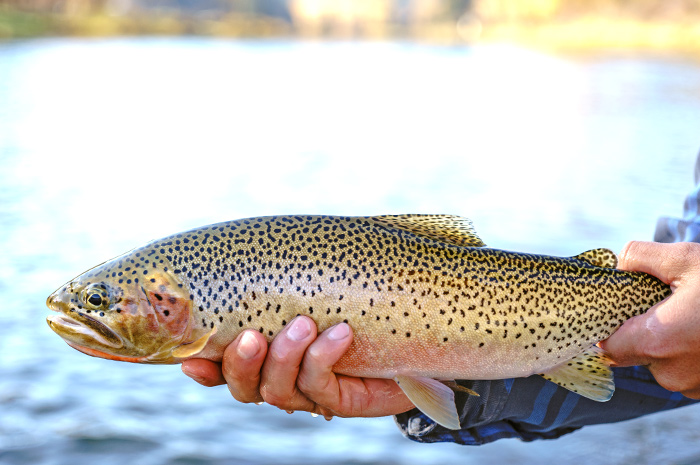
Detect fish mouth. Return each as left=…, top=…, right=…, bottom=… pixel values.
left=47, top=312, right=124, bottom=350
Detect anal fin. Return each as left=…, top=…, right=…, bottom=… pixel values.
left=172, top=326, right=217, bottom=359
left=394, top=375, right=461, bottom=430
left=539, top=346, right=615, bottom=401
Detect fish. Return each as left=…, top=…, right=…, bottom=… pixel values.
left=46, top=214, right=671, bottom=430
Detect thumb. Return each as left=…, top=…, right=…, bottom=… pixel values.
left=599, top=241, right=675, bottom=367
left=617, top=240, right=696, bottom=285
left=598, top=311, right=654, bottom=367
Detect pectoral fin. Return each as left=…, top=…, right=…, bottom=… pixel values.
left=539, top=347, right=615, bottom=401
left=394, top=375, right=461, bottom=430
left=172, top=326, right=217, bottom=359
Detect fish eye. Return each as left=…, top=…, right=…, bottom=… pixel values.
left=82, top=284, right=110, bottom=310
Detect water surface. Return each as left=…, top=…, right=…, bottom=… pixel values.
left=1, top=38, right=700, bottom=465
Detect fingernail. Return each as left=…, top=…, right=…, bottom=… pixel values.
left=237, top=331, right=260, bottom=359
left=287, top=317, right=311, bottom=341
left=328, top=323, right=349, bottom=341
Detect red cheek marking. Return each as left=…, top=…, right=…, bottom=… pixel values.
left=149, top=290, right=192, bottom=337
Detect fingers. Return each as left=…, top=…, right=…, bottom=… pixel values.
left=298, top=324, right=414, bottom=417
left=258, top=316, right=318, bottom=412
left=598, top=241, right=671, bottom=367
left=618, top=241, right=670, bottom=278
left=602, top=241, right=689, bottom=366
left=618, top=241, right=700, bottom=285
left=295, top=323, right=352, bottom=411
left=181, top=359, right=226, bottom=387
left=181, top=328, right=267, bottom=391
left=221, top=329, right=268, bottom=403
left=606, top=241, right=700, bottom=398
left=184, top=316, right=414, bottom=417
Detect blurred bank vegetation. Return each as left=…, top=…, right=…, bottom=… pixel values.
left=1, top=0, right=700, bottom=54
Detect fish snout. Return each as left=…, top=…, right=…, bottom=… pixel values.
left=46, top=284, right=72, bottom=312
left=46, top=291, right=60, bottom=311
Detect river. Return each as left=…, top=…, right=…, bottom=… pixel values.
left=1, top=38, right=700, bottom=465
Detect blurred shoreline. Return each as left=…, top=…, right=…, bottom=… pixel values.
left=1, top=1, right=700, bottom=57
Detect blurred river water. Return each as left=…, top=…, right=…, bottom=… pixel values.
left=1, top=38, right=700, bottom=465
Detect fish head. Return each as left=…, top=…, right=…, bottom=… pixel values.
left=46, top=253, right=198, bottom=364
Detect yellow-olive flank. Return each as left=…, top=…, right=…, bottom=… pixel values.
left=47, top=215, right=670, bottom=429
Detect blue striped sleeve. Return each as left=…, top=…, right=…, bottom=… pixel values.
left=395, top=367, right=698, bottom=445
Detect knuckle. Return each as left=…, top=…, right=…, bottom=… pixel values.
left=675, top=242, right=700, bottom=275
left=296, top=373, right=322, bottom=396
left=222, top=361, right=251, bottom=386
left=639, top=337, right=665, bottom=360
left=673, top=241, right=699, bottom=258
left=618, top=241, right=638, bottom=262
left=296, top=362, right=333, bottom=397
left=221, top=364, right=262, bottom=403
left=668, top=243, right=695, bottom=270
left=221, top=361, right=237, bottom=380
left=260, top=385, right=294, bottom=409
left=268, top=347, right=294, bottom=365
left=227, top=385, right=259, bottom=404
left=618, top=240, right=647, bottom=269
left=637, top=317, right=675, bottom=361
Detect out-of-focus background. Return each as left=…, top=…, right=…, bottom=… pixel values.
left=2, top=0, right=700, bottom=52
left=1, top=1, right=700, bottom=465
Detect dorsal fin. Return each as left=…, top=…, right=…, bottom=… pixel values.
left=372, top=215, right=485, bottom=247
left=573, top=248, right=617, bottom=268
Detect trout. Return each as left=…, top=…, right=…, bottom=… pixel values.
left=46, top=215, right=671, bottom=429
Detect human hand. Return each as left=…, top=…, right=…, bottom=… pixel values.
left=181, top=316, right=415, bottom=419
left=600, top=241, right=700, bottom=399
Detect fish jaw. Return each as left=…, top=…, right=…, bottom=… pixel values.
left=45, top=308, right=151, bottom=363
left=46, top=291, right=125, bottom=351
left=64, top=341, right=153, bottom=363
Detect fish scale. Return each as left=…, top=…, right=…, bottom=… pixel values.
left=46, top=214, right=671, bottom=430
